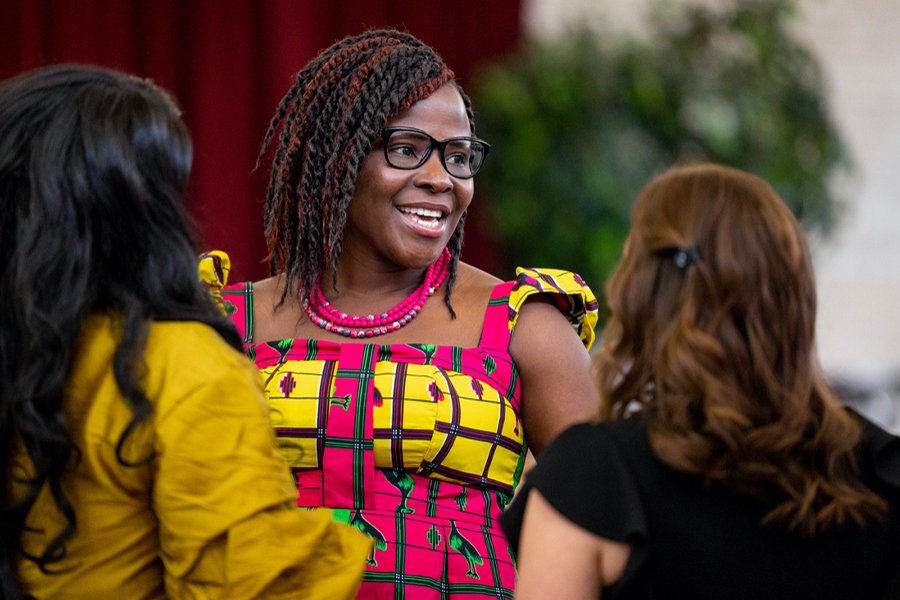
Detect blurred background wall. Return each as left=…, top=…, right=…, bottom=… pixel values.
left=2, top=0, right=896, bottom=431
left=0, top=0, right=522, bottom=283
left=520, top=0, right=900, bottom=432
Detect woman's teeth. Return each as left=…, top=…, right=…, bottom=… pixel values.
left=399, top=207, right=443, bottom=228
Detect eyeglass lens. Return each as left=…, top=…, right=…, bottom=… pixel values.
left=384, top=129, right=487, bottom=178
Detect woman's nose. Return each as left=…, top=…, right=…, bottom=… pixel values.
left=414, top=151, right=453, bottom=192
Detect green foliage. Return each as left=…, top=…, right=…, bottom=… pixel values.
left=471, top=0, right=849, bottom=306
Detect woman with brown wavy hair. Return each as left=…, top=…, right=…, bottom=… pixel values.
left=501, top=163, right=899, bottom=599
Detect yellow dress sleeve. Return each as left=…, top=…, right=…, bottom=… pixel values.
left=508, top=267, right=600, bottom=350
left=153, top=342, right=370, bottom=599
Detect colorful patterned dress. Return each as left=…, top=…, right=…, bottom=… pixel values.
left=205, top=256, right=598, bottom=599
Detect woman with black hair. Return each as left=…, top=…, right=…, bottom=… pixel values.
left=0, top=63, right=369, bottom=599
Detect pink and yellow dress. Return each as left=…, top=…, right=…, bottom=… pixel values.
left=202, top=254, right=598, bottom=599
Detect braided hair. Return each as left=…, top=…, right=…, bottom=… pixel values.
left=259, top=29, right=475, bottom=316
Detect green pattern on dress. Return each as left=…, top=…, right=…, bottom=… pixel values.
left=482, top=355, right=496, bottom=376
left=426, top=524, right=442, bottom=550
left=416, top=343, right=438, bottom=364
left=330, top=393, right=351, bottom=411
left=267, top=338, right=293, bottom=363
left=455, top=488, right=468, bottom=512
left=349, top=510, right=387, bottom=566
left=384, top=470, right=415, bottom=514
left=449, top=521, right=483, bottom=579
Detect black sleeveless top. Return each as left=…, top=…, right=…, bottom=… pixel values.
left=501, top=411, right=900, bottom=600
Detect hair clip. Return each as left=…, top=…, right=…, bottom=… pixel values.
left=658, top=246, right=701, bottom=269
left=673, top=246, right=700, bottom=269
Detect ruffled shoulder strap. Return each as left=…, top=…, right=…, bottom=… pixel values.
left=198, top=250, right=254, bottom=345
left=479, top=267, right=599, bottom=352
left=198, top=250, right=231, bottom=312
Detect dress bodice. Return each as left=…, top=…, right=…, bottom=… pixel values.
left=217, top=267, right=598, bottom=508
left=199, top=251, right=598, bottom=597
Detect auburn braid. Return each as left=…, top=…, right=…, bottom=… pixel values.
left=259, top=29, right=474, bottom=314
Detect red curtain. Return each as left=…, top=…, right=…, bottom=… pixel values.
left=1, top=0, right=521, bottom=282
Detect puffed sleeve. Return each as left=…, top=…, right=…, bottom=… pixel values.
left=851, top=408, right=900, bottom=496
left=152, top=343, right=370, bottom=599
left=508, top=267, right=600, bottom=349
left=198, top=250, right=231, bottom=316
left=501, top=422, right=647, bottom=555
left=851, top=408, right=900, bottom=598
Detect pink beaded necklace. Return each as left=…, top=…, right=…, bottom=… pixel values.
left=303, top=248, right=451, bottom=338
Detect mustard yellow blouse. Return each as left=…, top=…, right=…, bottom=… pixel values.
left=14, top=315, right=370, bottom=599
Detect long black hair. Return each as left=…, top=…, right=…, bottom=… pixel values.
left=0, top=63, right=240, bottom=596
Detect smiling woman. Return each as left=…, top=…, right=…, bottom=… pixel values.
left=200, top=28, right=602, bottom=599
left=342, top=83, right=475, bottom=272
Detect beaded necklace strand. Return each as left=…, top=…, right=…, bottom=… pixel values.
left=303, top=248, right=451, bottom=338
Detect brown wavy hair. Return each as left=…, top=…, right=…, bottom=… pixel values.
left=595, top=162, right=887, bottom=535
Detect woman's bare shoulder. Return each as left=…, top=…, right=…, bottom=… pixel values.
left=455, top=261, right=504, bottom=292
left=247, top=274, right=308, bottom=342
left=250, top=274, right=292, bottom=310
left=251, top=274, right=280, bottom=295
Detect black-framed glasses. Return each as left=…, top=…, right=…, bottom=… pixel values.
left=380, top=127, right=490, bottom=179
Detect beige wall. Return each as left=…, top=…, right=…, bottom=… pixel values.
left=523, top=0, right=900, bottom=431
